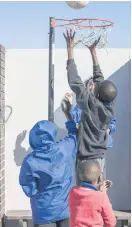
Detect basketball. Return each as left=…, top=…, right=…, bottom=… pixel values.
left=66, top=1, right=89, bottom=9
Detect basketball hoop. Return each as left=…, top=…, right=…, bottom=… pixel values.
left=55, top=18, right=114, bottom=49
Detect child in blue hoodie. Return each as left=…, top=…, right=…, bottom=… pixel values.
left=19, top=106, right=77, bottom=227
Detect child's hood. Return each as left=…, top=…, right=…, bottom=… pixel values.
left=29, top=120, right=58, bottom=151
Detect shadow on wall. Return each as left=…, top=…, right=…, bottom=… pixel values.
left=106, top=60, right=131, bottom=210
left=54, top=106, right=67, bottom=141
left=13, top=94, right=76, bottom=166
left=13, top=111, right=69, bottom=166
left=13, top=131, right=32, bottom=166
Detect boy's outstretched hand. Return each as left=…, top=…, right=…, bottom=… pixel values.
left=63, top=29, right=76, bottom=49
left=85, top=37, right=101, bottom=66
left=61, top=93, right=72, bottom=120
left=63, top=29, right=80, bottom=59
left=85, top=36, right=101, bottom=52
left=65, top=93, right=73, bottom=104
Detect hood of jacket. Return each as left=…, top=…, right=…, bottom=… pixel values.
left=29, top=120, right=58, bottom=151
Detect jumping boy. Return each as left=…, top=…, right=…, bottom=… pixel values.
left=69, top=160, right=116, bottom=227
left=62, top=92, right=116, bottom=181
left=63, top=30, right=117, bottom=180
left=19, top=105, right=77, bottom=227
left=65, top=93, right=116, bottom=149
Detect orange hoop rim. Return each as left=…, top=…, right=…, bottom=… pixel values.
left=55, top=18, right=114, bottom=28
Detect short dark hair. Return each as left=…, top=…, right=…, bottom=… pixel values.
left=96, top=80, right=117, bottom=103
left=79, top=160, right=101, bottom=184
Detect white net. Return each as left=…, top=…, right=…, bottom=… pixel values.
left=80, top=26, right=112, bottom=49
left=57, top=18, right=113, bottom=50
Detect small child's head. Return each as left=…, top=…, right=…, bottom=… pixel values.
left=85, top=78, right=117, bottom=103
left=79, top=160, right=102, bottom=186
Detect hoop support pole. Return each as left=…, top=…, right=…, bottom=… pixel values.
left=48, top=17, right=55, bottom=122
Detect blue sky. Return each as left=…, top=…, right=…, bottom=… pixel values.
left=0, top=1, right=131, bottom=48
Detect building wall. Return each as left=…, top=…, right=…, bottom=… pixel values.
left=5, top=48, right=131, bottom=211
left=106, top=60, right=131, bottom=210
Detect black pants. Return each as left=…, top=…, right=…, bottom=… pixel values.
left=34, top=218, right=69, bottom=227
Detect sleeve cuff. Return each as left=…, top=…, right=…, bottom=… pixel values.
left=67, top=59, right=75, bottom=67
left=93, top=64, right=101, bottom=71
left=65, top=120, right=76, bottom=129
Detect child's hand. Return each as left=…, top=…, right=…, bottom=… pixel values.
left=85, top=36, right=101, bottom=51
left=65, top=93, right=73, bottom=104
left=63, top=29, right=77, bottom=49
left=61, top=94, right=72, bottom=115
left=99, top=180, right=113, bottom=193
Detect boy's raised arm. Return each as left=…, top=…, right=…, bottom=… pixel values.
left=70, top=104, right=82, bottom=124
left=63, top=29, right=88, bottom=110
left=59, top=104, right=77, bottom=158
left=62, top=93, right=82, bottom=124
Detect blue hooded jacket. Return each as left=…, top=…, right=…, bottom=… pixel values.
left=19, top=120, right=77, bottom=225
left=70, top=105, right=116, bottom=148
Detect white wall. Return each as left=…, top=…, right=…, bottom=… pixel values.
left=5, top=48, right=131, bottom=211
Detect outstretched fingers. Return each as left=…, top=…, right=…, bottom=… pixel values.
left=66, top=29, right=70, bottom=38
left=72, top=31, right=76, bottom=40
left=63, top=32, right=67, bottom=40
left=63, top=29, right=70, bottom=40
left=105, top=180, right=113, bottom=188
left=70, top=28, right=72, bottom=38
left=63, top=28, right=76, bottom=39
